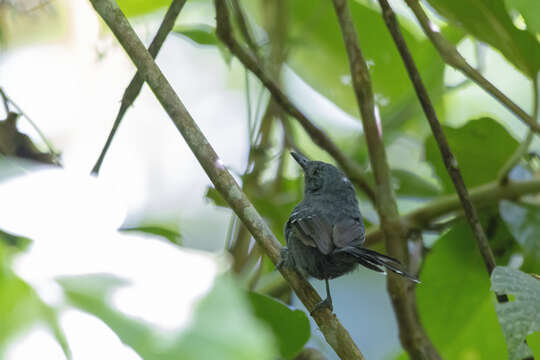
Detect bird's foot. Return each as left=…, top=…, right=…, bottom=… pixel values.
left=310, top=297, right=333, bottom=315
left=276, top=247, right=290, bottom=270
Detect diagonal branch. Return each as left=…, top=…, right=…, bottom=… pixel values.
left=91, top=0, right=187, bottom=175
left=214, top=1, right=376, bottom=204
left=377, top=0, right=502, bottom=289
left=404, top=0, right=540, bottom=134
left=88, top=0, right=366, bottom=358
left=330, top=0, right=441, bottom=359
left=365, top=178, right=540, bottom=245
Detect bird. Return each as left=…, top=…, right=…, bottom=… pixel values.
left=278, top=152, right=419, bottom=314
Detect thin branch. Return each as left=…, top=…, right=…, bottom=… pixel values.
left=378, top=0, right=500, bottom=284
left=498, top=75, right=540, bottom=184
left=91, top=0, right=187, bottom=175
left=331, top=0, right=440, bottom=359
left=89, top=0, right=366, bottom=358
left=214, top=1, right=376, bottom=204
left=366, top=178, right=540, bottom=245
left=230, top=0, right=259, bottom=55
left=0, top=88, right=10, bottom=114
left=404, top=0, right=540, bottom=133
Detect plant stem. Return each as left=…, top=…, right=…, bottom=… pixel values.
left=91, top=0, right=187, bottom=175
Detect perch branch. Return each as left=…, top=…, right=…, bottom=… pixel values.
left=331, top=0, right=441, bottom=358
left=89, top=0, right=365, bottom=358
left=215, top=0, right=376, bottom=204
left=404, top=0, right=540, bottom=134
left=91, top=0, right=187, bottom=175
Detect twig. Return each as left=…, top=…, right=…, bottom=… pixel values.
left=89, top=0, right=366, bottom=358
left=230, top=0, right=259, bottom=55
left=214, top=0, right=376, bottom=204
left=91, top=0, right=187, bottom=175
left=378, top=0, right=501, bottom=290
left=366, top=178, right=540, bottom=245
left=331, top=0, right=440, bottom=359
left=404, top=0, right=540, bottom=133
left=498, top=75, right=540, bottom=184
left=0, top=87, right=60, bottom=164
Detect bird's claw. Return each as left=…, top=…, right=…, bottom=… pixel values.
left=310, top=297, right=333, bottom=315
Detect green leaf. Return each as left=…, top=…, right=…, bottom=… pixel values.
left=117, top=0, right=170, bottom=18
left=499, top=200, right=540, bottom=272
left=506, top=0, right=540, bottom=35
left=247, top=292, right=310, bottom=359
left=173, top=24, right=219, bottom=46
left=58, top=274, right=278, bottom=360
left=0, top=242, right=71, bottom=359
left=424, top=117, right=519, bottom=193
left=491, top=266, right=539, bottom=360
left=365, top=169, right=441, bottom=199
left=119, top=225, right=182, bottom=245
left=425, top=0, right=540, bottom=78
left=205, top=186, right=228, bottom=208
left=286, top=0, right=449, bottom=122
left=417, top=221, right=507, bottom=358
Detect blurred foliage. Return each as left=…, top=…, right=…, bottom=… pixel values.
left=424, top=117, right=519, bottom=193
left=59, top=274, right=278, bottom=360
left=425, top=0, right=540, bottom=78
left=500, top=200, right=540, bottom=272
left=119, top=224, right=182, bottom=245
left=491, top=267, right=540, bottom=360
left=247, top=292, right=310, bottom=359
left=505, top=0, right=540, bottom=35
left=0, top=238, right=70, bottom=359
left=415, top=220, right=507, bottom=359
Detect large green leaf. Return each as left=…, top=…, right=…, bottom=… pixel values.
left=416, top=221, right=507, bottom=358
left=491, top=266, right=539, bottom=360
left=247, top=292, right=310, bottom=359
left=506, top=0, right=540, bottom=35
left=58, top=274, right=277, bottom=360
left=499, top=200, right=540, bottom=272
left=424, top=117, right=519, bottom=193
left=425, top=0, right=540, bottom=78
left=286, top=0, right=449, bottom=122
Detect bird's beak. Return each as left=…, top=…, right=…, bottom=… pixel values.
left=290, top=152, right=309, bottom=170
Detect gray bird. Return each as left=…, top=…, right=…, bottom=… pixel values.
left=278, top=152, right=419, bottom=313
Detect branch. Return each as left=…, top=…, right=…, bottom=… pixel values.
left=331, top=0, right=440, bottom=358
left=365, top=178, right=540, bottom=245
left=404, top=0, right=540, bottom=134
left=214, top=0, right=376, bottom=204
left=378, top=0, right=500, bottom=285
left=89, top=0, right=365, bottom=358
left=91, top=0, right=187, bottom=175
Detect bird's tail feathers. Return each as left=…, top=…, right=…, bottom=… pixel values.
left=336, top=246, right=420, bottom=283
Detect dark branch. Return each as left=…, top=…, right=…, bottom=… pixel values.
left=91, top=0, right=187, bottom=175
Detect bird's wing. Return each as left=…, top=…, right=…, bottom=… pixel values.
left=288, top=212, right=334, bottom=255
left=332, top=217, right=365, bottom=248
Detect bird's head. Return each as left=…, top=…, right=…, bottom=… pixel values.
left=290, top=152, right=353, bottom=195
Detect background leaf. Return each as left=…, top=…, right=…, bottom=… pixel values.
left=424, top=117, right=519, bottom=193
left=416, top=221, right=507, bottom=358
left=247, top=292, right=310, bottom=359
left=425, top=0, right=540, bottom=77
left=491, top=266, right=539, bottom=360
left=499, top=200, right=540, bottom=272
left=119, top=225, right=182, bottom=245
